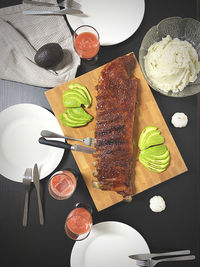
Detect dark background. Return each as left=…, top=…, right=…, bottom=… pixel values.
left=0, top=0, right=199, bottom=266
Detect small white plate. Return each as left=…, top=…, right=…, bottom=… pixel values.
left=0, top=103, right=64, bottom=182
left=71, top=221, right=150, bottom=267
left=67, top=0, right=145, bottom=46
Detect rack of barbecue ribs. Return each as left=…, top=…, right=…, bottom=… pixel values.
left=93, top=53, right=138, bottom=201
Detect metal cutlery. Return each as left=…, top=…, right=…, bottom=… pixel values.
left=41, top=130, right=96, bottom=147
left=39, top=137, right=95, bottom=154
left=23, top=0, right=81, bottom=9
left=23, top=8, right=83, bottom=15
left=22, top=168, right=32, bottom=227
left=33, top=163, right=44, bottom=225
left=23, top=0, right=67, bottom=8
left=129, top=249, right=191, bottom=261
left=136, top=255, right=195, bottom=267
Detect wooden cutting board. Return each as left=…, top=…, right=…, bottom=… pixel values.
left=45, top=53, right=187, bottom=211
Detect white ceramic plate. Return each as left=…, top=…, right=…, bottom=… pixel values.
left=71, top=221, right=150, bottom=267
left=67, top=0, right=145, bottom=46
left=0, top=104, right=64, bottom=182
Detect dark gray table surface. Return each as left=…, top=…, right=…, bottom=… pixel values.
left=0, top=1, right=199, bottom=267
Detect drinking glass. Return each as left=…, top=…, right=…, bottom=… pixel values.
left=65, top=202, right=93, bottom=240
left=48, top=169, right=78, bottom=200
left=73, top=25, right=100, bottom=60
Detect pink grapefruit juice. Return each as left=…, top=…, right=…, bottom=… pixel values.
left=48, top=170, right=77, bottom=200
left=74, top=32, right=100, bottom=60
left=65, top=207, right=92, bottom=240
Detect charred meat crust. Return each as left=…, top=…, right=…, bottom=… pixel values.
left=93, top=53, right=138, bottom=198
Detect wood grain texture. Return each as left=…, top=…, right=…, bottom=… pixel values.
left=45, top=53, right=187, bottom=211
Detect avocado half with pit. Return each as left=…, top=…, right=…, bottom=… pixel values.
left=138, top=126, right=170, bottom=172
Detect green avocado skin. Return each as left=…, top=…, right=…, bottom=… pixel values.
left=63, top=89, right=89, bottom=107
left=138, top=126, right=170, bottom=172
left=139, top=153, right=170, bottom=169
left=138, top=126, right=157, bottom=149
left=138, top=126, right=165, bottom=150
left=139, top=156, right=166, bottom=173
left=68, top=83, right=92, bottom=105
left=65, top=110, right=88, bottom=123
left=65, top=108, right=92, bottom=123
left=139, top=130, right=164, bottom=150
left=140, top=145, right=169, bottom=159
left=140, top=152, right=170, bottom=165
left=60, top=113, right=88, bottom=127
left=34, top=43, right=64, bottom=69
left=69, top=88, right=90, bottom=107
left=60, top=107, right=93, bottom=127
left=62, top=97, right=82, bottom=108
left=60, top=82, right=93, bottom=128
left=68, top=107, right=92, bottom=121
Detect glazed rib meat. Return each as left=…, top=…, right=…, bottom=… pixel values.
left=93, top=53, right=138, bottom=198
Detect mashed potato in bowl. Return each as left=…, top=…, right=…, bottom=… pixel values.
left=144, top=35, right=200, bottom=93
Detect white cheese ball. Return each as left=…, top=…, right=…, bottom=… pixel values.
left=149, top=195, right=166, bottom=212
left=171, top=112, right=188, bottom=128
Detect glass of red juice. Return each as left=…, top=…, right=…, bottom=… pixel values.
left=73, top=25, right=100, bottom=60
left=65, top=202, right=93, bottom=241
left=48, top=169, right=78, bottom=200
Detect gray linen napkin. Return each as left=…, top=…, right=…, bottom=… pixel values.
left=0, top=1, right=80, bottom=87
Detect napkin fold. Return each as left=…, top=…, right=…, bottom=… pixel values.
left=0, top=1, right=80, bottom=87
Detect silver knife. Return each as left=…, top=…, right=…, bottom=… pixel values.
left=39, top=137, right=95, bottom=154
left=23, top=0, right=64, bottom=7
left=23, top=8, right=83, bottom=15
left=33, top=163, right=44, bottom=225
left=129, top=250, right=190, bottom=261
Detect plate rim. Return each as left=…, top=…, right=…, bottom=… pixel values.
left=70, top=220, right=150, bottom=267
left=67, top=0, right=145, bottom=46
left=0, top=103, right=64, bottom=182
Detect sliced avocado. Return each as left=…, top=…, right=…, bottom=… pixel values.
left=63, top=89, right=89, bottom=106
left=62, top=90, right=89, bottom=107
left=138, top=126, right=170, bottom=172
left=141, top=145, right=169, bottom=160
left=139, top=156, right=166, bottom=173
left=69, top=87, right=90, bottom=108
left=64, top=121, right=88, bottom=127
left=65, top=108, right=91, bottom=123
left=142, top=153, right=170, bottom=165
left=62, top=96, right=82, bottom=107
left=138, top=126, right=157, bottom=150
left=68, top=83, right=92, bottom=105
left=140, top=130, right=164, bottom=150
left=68, top=107, right=93, bottom=120
left=60, top=113, right=88, bottom=127
left=139, top=153, right=169, bottom=169
left=61, top=112, right=87, bottom=125
left=139, top=129, right=160, bottom=149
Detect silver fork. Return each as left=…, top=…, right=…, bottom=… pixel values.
left=23, top=0, right=81, bottom=9
left=22, top=168, right=32, bottom=227
left=136, top=255, right=196, bottom=267
left=23, top=8, right=83, bottom=15
left=41, top=130, right=96, bottom=147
